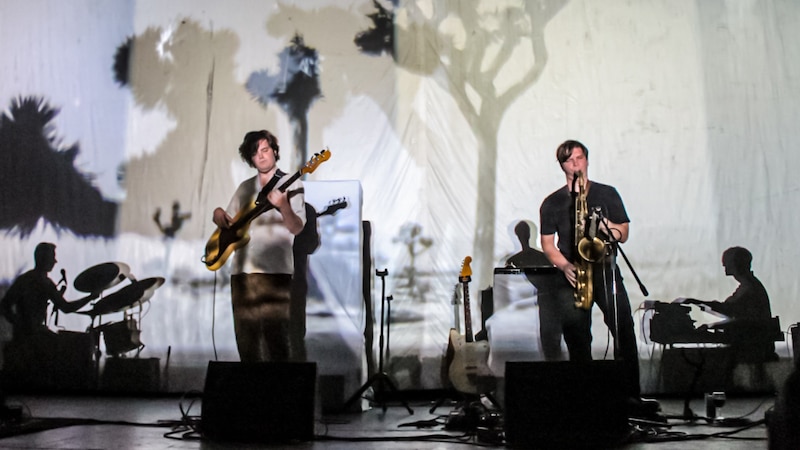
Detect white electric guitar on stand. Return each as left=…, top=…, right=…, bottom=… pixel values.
left=445, top=256, right=491, bottom=394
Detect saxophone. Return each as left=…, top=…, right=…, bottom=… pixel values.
left=573, top=171, right=606, bottom=310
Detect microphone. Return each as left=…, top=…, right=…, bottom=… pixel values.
left=586, top=208, right=599, bottom=240
left=571, top=173, right=578, bottom=193
left=58, top=268, right=67, bottom=294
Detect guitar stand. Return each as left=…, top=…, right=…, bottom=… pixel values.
left=429, top=380, right=501, bottom=415
left=341, top=269, right=413, bottom=415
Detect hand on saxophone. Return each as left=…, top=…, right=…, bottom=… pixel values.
left=561, top=261, right=578, bottom=287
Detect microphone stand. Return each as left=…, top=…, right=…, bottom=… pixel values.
left=594, top=210, right=623, bottom=361
left=599, top=211, right=649, bottom=358
left=52, top=269, right=68, bottom=327
left=341, top=269, right=413, bottom=415
left=599, top=214, right=648, bottom=295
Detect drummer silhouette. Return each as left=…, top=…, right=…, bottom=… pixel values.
left=0, top=242, right=98, bottom=390
left=1, top=242, right=97, bottom=340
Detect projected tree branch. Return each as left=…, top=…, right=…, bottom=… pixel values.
left=358, top=0, right=566, bottom=286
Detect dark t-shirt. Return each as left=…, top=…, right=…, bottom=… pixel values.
left=709, top=275, right=772, bottom=320
left=1, top=270, right=61, bottom=336
left=539, top=181, right=629, bottom=261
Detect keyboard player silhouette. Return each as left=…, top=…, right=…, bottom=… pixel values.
left=651, top=247, right=781, bottom=387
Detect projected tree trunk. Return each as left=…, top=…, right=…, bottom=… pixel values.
left=246, top=34, right=322, bottom=167
left=387, top=1, right=566, bottom=287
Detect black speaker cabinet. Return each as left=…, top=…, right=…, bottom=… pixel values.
left=504, top=360, right=630, bottom=448
left=201, top=361, right=317, bottom=443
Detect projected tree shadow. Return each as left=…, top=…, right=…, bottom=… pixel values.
left=0, top=96, right=118, bottom=237
left=392, top=222, right=434, bottom=303
left=111, top=20, right=251, bottom=239
left=369, top=0, right=567, bottom=287
left=262, top=3, right=409, bottom=153
left=354, top=0, right=396, bottom=58
left=246, top=35, right=322, bottom=166
left=264, top=1, right=566, bottom=288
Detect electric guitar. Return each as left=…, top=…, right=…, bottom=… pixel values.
left=445, top=256, right=491, bottom=394
left=202, top=149, right=331, bottom=271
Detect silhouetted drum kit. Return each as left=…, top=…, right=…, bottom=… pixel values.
left=72, top=262, right=164, bottom=356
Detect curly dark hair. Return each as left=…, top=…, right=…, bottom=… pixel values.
left=238, top=130, right=280, bottom=167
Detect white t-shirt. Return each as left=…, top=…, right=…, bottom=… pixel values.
left=225, top=172, right=306, bottom=275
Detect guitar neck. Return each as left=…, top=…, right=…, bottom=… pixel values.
left=277, top=169, right=302, bottom=193
left=234, top=170, right=302, bottom=230
left=461, top=276, right=473, bottom=342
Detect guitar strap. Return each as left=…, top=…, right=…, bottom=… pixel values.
left=254, top=169, right=285, bottom=205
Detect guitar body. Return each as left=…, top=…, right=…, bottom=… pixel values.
left=447, top=328, right=490, bottom=395
left=203, top=206, right=255, bottom=271
left=202, top=149, right=331, bottom=271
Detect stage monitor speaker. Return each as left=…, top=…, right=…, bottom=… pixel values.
left=504, top=360, right=631, bottom=448
left=201, top=361, right=316, bottom=443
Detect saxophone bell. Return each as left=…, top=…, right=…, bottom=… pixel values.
left=578, top=207, right=606, bottom=263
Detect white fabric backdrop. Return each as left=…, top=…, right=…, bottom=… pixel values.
left=1, top=0, right=798, bottom=391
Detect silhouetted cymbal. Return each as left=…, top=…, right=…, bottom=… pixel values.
left=80, top=277, right=165, bottom=316
left=138, top=276, right=165, bottom=303
left=74, top=262, right=131, bottom=293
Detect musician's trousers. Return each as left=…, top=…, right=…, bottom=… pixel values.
left=544, top=266, right=641, bottom=397
left=231, top=273, right=293, bottom=362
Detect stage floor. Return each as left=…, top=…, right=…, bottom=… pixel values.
left=0, top=392, right=780, bottom=449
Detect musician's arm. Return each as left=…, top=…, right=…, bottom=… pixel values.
left=267, top=189, right=305, bottom=235
left=678, top=297, right=729, bottom=315
left=601, top=219, right=629, bottom=243
left=48, top=282, right=99, bottom=313
left=542, top=233, right=576, bottom=286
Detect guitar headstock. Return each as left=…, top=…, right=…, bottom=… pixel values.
left=318, top=197, right=348, bottom=217
left=459, top=256, right=472, bottom=282
left=300, top=148, right=331, bottom=175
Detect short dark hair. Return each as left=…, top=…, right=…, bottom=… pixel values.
left=723, top=246, right=752, bottom=271
left=556, top=140, right=588, bottom=164
left=34, top=242, right=56, bottom=266
left=238, top=130, right=280, bottom=167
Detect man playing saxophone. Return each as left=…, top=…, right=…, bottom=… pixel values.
left=539, top=139, right=656, bottom=415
